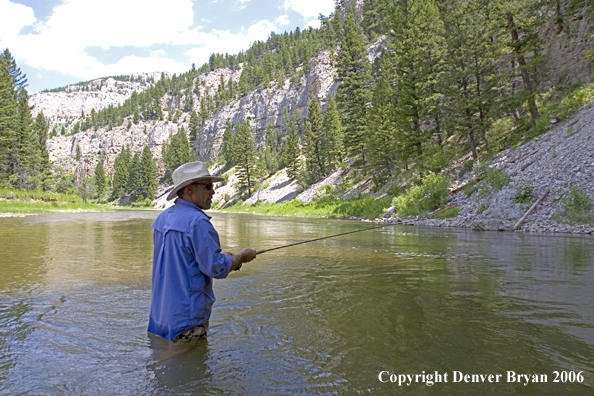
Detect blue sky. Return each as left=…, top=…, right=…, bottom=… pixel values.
left=0, top=0, right=336, bottom=93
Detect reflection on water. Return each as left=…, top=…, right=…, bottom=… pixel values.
left=0, top=211, right=593, bottom=395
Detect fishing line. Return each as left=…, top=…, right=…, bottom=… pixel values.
left=255, top=222, right=394, bottom=255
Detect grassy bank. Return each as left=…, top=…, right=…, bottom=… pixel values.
left=0, top=188, right=111, bottom=215
left=219, top=195, right=393, bottom=220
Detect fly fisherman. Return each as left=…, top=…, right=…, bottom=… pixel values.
left=148, top=161, right=257, bottom=341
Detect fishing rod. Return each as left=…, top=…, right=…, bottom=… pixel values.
left=256, top=222, right=394, bottom=255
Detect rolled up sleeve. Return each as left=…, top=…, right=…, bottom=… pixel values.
left=189, top=218, right=232, bottom=279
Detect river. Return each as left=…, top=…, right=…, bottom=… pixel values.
left=0, top=211, right=593, bottom=395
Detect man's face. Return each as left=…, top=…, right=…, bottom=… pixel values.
left=187, top=181, right=215, bottom=209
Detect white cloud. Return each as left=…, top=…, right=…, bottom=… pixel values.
left=184, top=20, right=276, bottom=65
left=0, top=0, right=36, bottom=43
left=283, top=0, right=334, bottom=19
left=304, top=18, right=321, bottom=30
left=3, top=0, right=195, bottom=79
left=276, top=14, right=290, bottom=27
left=1, top=0, right=322, bottom=87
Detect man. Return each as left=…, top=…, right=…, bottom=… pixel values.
left=149, top=161, right=257, bottom=341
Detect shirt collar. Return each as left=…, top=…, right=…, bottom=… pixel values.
left=175, top=198, right=212, bottom=219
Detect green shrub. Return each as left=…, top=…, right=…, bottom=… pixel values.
left=511, top=176, right=534, bottom=204
left=221, top=195, right=392, bottom=220
left=478, top=203, right=488, bottom=214
left=421, top=144, right=454, bottom=173
left=462, top=180, right=478, bottom=196
left=553, top=187, right=594, bottom=225
left=432, top=207, right=460, bottom=219
left=485, top=169, right=511, bottom=191
left=392, top=173, right=451, bottom=216
left=477, top=169, right=511, bottom=198
left=562, top=187, right=592, bottom=213
left=538, top=84, right=594, bottom=133
left=312, top=185, right=336, bottom=203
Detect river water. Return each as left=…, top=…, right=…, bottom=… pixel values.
left=0, top=211, right=593, bottom=395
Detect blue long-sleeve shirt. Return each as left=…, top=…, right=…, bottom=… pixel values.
left=148, top=198, right=232, bottom=340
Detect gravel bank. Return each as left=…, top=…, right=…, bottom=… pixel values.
left=380, top=104, right=594, bottom=235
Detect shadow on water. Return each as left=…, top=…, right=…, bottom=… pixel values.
left=0, top=211, right=593, bottom=395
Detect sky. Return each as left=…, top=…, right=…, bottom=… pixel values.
left=0, top=0, right=336, bottom=94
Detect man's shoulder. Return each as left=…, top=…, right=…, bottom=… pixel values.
left=153, top=201, right=209, bottom=233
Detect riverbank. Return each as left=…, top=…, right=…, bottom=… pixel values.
left=210, top=102, right=594, bottom=236
left=377, top=103, right=594, bottom=235
left=0, top=188, right=114, bottom=216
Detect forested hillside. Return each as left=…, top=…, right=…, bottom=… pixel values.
left=1, top=0, right=593, bottom=209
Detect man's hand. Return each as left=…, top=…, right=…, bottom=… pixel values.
left=224, top=248, right=257, bottom=271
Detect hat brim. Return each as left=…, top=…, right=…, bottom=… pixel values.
left=166, top=176, right=225, bottom=200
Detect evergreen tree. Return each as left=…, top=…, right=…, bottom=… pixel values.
left=442, top=0, right=506, bottom=160
left=0, top=60, right=18, bottom=186
left=221, top=119, right=236, bottom=167
left=234, top=120, right=257, bottom=194
left=331, top=5, right=344, bottom=44
left=336, top=6, right=373, bottom=169
left=75, top=144, right=81, bottom=160
left=128, top=152, right=142, bottom=201
left=0, top=48, right=40, bottom=188
left=162, top=127, right=193, bottom=176
left=112, top=145, right=131, bottom=198
left=263, top=124, right=280, bottom=175
left=383, top=0, right=448, bottom=170
left=362, top=0, right=386, bottom=40
left=139, top=145, right=158, bottom=201
left=322, top=96, right=344, bottom=167
left=94, top=159, right=105, bottom=197
left=500, top=0, right=544, bottom=128
left=189, top=110, right=200, bottom=147
left=304, top=97, right=328, bottom=181
left=281, top=109, right=301, bottom=180
left=365, top=73, right=402, bottom=183
left=32, top=111, right=51, bottom=189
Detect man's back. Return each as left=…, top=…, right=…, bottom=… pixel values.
left=148, top=198, right=231, bottom=340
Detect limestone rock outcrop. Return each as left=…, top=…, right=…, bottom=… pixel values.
left=36, top=50, right=338, bottom=179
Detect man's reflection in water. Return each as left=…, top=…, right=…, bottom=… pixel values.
left=147, top=332, right=211, bottom=392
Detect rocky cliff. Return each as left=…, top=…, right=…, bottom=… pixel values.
left=30, top=4, right=592, bottom=185
left=30, top=72, right=170, bottom=128
left=37, top=50, right=338, bottom=180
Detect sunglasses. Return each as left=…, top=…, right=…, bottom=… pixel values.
left=195, top=182, right=214, bottom=190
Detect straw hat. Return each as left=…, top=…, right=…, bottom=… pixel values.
left=166, top=161, right=224, bottom=200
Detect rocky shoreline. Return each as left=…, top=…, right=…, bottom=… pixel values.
left=377, top=104, right=594, bottom=235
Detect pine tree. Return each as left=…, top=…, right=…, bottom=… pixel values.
left=383, top=0, right=448, bottom=170
left=139, top=145, right=158, bottom=201
left=331, top=5, right=344, bottom=45
left=362, top=0, right=386, bottom=40
left=336, top=6, right=373, bottom=169
left=304, top=97, right=328, bottom=181
left=0, top=59, right=18, bottom=186
left=442, top=0, right=506, bottom=160
left=281, top=109, right=301, bottom=180
left=501, top=0, right=544, bottom=128
left=128, top=152, right=142, bottom=201
left=189, top=110, right=200, bottom=147
left=162, top=127, right=193, bottom=176
left=0, top=48, right=38, bottom=188
left=234, top=120, right=257, bottom=194
left=112, top=145, right=131, bottom=198
left=94, top=159, right=105, bottom=197
left=32, top=111, right=51, bottom=189
left=263, top=125, right=280, bottom=175
left=322, top=96, right=344, bottom=167
left=221, top=119, right=236, bottom=167
left=75, top=144, right=81, bottom=160
left=365, top=73, right=402, bottom=183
